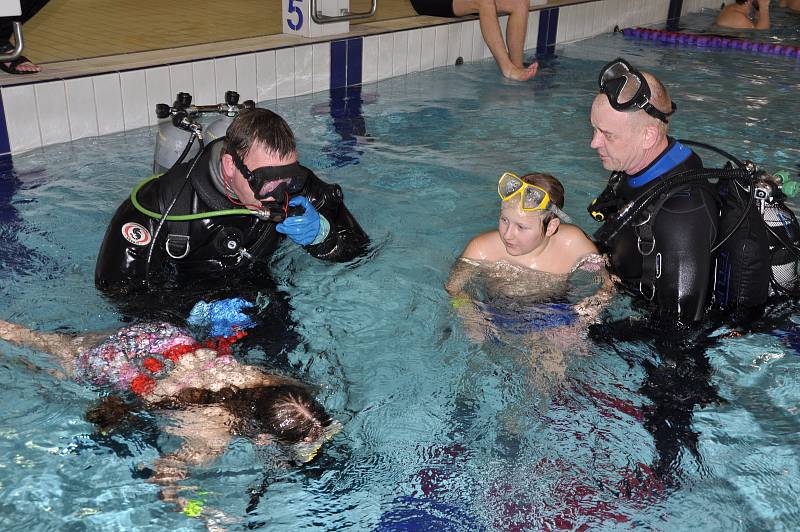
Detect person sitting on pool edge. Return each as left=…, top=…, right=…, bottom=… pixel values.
left=716, top=0, right=771, bottom=29
left=0, top=319, right=341, bottom=522
left=409, top=0, right=538, bottom=81
left=446, top=172, right=612, bottom=339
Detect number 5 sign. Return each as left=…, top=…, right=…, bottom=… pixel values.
left=282, top=0, right=349, bottom=37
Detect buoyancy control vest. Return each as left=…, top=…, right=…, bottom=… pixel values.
left=95, top=139, right=369, bottom=293
left=590, top=139, right=800, bottom=323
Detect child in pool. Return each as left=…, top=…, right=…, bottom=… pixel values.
left=447, top=172, right=611, bottom=308
left=0, top=319, right=341, bottom=525
left=445, top=172, right=613, bottom=405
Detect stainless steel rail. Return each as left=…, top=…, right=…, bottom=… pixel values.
left=310, top=0, right=376, bottom=24
left=0, top=22, right=23, bottom=62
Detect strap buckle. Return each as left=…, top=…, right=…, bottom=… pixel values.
left=639, top=282, right=656, bottom=301
left=637, top=235, right=656, bottom=256
left=166, top=234, right=191, bottom=259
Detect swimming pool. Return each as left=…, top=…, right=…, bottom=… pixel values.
left=1, top=24, right=799, bottom=531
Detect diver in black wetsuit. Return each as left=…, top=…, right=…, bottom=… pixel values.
left=586, top=58, right=727, bottom=483
left=95, top=108, right=369, bottom=353
left=588, top=58, right=720, bottom=325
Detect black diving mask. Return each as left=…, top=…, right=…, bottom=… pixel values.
left=230, top=151, right=310, bottom=222
left=598, top=58, right=676, bottom=124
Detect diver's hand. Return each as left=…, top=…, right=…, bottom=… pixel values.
left=276, top=196, right=330, bottom=246
left=187, top=298, right=256, bottom=337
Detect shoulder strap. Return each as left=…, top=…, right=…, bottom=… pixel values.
left=157, top=173, right=196, bottom=260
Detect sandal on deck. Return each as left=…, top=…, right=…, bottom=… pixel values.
left=0, top=54, right=40, bottom=75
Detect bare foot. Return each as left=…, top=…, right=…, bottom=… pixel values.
left=503, top=62, right=538, bottom=81
left=0, top=55, right=42, bottom=75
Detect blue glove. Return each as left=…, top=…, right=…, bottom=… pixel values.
left=275, top=196, right=330, bottom=246
left=187, top=297, right=258, bottom=337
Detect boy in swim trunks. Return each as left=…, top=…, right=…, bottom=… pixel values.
left=0, top=319, right=341, bottom=523
left=410, top=0, right=538, bottom=81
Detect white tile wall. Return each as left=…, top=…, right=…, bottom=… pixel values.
left=214, top=56, right=237, bottom=102
left=120, top=69, right=149, bottom=131
left=434, top=25, right=449, bottom=68
left=362, top=35, right=379, bottom=83
left=145, top=66, right=171, bottom=126
left=294, top=45, right=313, bottom=96
left=458, top=21, right=474, bottom=63
left=169, top=63, right=194, bottom=98
left=2, top=84, right=41, bottom=152
left=377, top=33, right=394, bottom=81
left=93, top=73, right=124, bottom=136
left=192, top=60, right=216, bottom=106
left=472, top=19, right=489, bottom=61
left=420, top=27, right=436, bottom=71
left=35, top=81, right=71, bottom=146
left=392, top=31, right=409, bottom=78
left=3, top=0, right=694, bottom=154
left=407, top=29, right=422, bottom=73
left=236, top=54, right=258, bottom=103
left=275, top=48, right=295, bottom=99
left=312, top=43, right=331, bottom=93
left=256, top=50, right=278, bottom=102
left=446, top=23, right=462, bottom=66
left=65, top=77, right=98, bottom=141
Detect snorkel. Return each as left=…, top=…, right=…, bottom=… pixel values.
left=290, top=420, right=343, bottom=463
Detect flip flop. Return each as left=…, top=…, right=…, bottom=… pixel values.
left=0, top=54, right=40, bottom=75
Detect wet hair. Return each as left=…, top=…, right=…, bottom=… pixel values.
left=227, top=384, right=333, bottom=443
left=223, top=107, right=296, bottom=160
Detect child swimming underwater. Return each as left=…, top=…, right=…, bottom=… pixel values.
left=0, top=319, right=341, bottom=524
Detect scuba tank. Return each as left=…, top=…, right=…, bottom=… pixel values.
left=152, top=90, right=255, bottom=173
left=762, top=170, right=800, bottom=296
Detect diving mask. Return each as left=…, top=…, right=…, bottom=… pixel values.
left=230, top=151, right=310, bottom=221
left=497, top=172, right=572, bottom=223
left=598, top=58, right=676, bottom=124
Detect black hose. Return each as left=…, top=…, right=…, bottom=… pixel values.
left=679, top=139, right=745, bottom=169
left=144, top=134, right=206, bottom=287
left=710, top=181, right=756, bottom=255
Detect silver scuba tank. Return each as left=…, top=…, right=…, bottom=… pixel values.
left=764, top=196, right=800, bottom=296
left=750, top=170, right=800, bottom=296
left=152, top=91, right=255, bottom=174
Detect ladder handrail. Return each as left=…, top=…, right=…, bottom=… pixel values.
left=0, top=22, right=23, bottom=62
left=310, top=0, right=376, bottom=24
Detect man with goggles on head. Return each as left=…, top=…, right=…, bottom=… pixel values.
left=96, top=108, right=369, bottom=339
left=587, top=58, right=719, bottom=325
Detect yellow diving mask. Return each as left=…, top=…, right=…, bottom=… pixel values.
left=497, top=172, right=572, bottom=223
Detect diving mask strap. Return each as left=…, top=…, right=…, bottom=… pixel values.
left=548, top=204, right=572, bottom=224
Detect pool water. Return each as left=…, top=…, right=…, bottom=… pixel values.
left=1, top=22, right=800, bottom=532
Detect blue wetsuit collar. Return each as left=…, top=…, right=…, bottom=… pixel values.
left=627, top=140, right=693, bottom=189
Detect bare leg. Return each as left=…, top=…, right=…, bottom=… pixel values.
left=0, top=319, right=102, bottom=374
left=453, top=0, right=538, bottom=81
left=498, top=0, right=529, bottom=68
